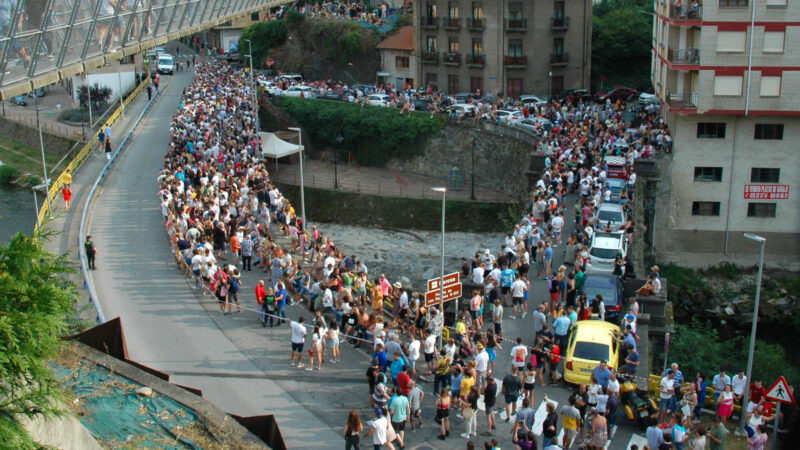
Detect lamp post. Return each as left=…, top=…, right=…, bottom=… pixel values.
left=470, top=138, right=476, bottom=200
left=32, top=181, right=49, bottom=230
left=334, top=133, right=344, bottom=190
left=431, top=187, right=447, bottom=327
left=548, top=71, right=553, bottom=101
left=244, top=39, right=259, bottom=136
left=288, top=127, right=306, bottom=227
left=33, top=94, right=51, bottom=213
left=117, top=59, right=125, bottom=118
left=738, top=232, right=766, bottom=433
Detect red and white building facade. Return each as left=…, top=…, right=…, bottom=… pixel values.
left=652, top=0, right=799, bottom=266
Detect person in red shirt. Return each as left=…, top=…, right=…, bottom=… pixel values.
left=397, top=365, right=411, bottom=396
left=748, top=380, right=767, bottom=413
left=61, top=185, right=72, bottom=210
left=255, top=280, right=266, bottom=326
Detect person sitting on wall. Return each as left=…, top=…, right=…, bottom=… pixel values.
left=635, top=274, right=661, bottom=296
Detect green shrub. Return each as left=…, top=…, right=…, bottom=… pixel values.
left=286, top=9, right=305, bottom=26
left=0, top=165, right=19, bottom=184
left=277, top=97, right=444, bottom=167
left=239, top=20, right=287, bottom=68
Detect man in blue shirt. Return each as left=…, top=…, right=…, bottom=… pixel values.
left=543, top=241, right=554, bottom=277
left=592, top=360, right=612, bottom=389
left=275, top=281, right=287, bottom=325
left=500, top=264, right=515, bottom=305
left=373, top=343, right=388, bottom=373
left=553, top=314, right=571, bottom=351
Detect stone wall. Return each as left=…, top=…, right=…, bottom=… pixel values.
left=0, top=116, right=76, bottom=155
left=387, top=121, right=536, bottom=202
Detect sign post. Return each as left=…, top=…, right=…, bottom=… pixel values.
left=425, top=272, right=462, bottom=308
left=764, top=376, right=795, bottom=450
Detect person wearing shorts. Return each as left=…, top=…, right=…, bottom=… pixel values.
left=290, top=317, right=307, bottom=369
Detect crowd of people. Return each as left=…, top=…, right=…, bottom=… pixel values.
left=267, top=1, right=410, bottom=27
left=155, top=58, right=784, bottom=449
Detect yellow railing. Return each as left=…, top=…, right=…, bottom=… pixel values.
left=35, top=74, right=150, bottom=230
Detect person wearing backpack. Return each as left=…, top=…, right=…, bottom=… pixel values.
left=227, top=267, right=242, bottom=314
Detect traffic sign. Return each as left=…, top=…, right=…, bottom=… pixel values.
left=765, top=376, right=795, bottom=404
left=427, top=272, right=460, bottom=292
left=425, top=282, right=462, bottom=307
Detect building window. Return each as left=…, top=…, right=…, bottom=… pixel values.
left=508, top=39, right=523, bottom=57
left=754, top=124, right=783, bottom=140
left=471, top=77, right=483, bottom=93
left=694, top=167, right=723, bottom=182
left=251, top=12, right=259, bottom=21
left=509, top=2, right=523, bottom=19
left=713, top=76, right=743, bottom=96
left=747, top=203, right=776, bottom=218
left=766, top=0, right=787, bottom=6
left=553, top=37, right=564, bottom=55
left=472, top=39, right=483, bottom=54
left=449, top=37, right=459, bottom=52
left=716, top=31, right=746, bottom=52
left=426, top=73, right=437, bottom=89
left=426, top=36, right=437, bottom=52
left=763, top=31, right=785, bottom=53
left=719, top=0, right=748, bottom=6
left=554, top=1, right=565, bottom=18
left=449, top=2, right=460, bottom=18
left=692, top=202, right=721, bottom=216
left=472, top=2, right=483, bottom=18
left=750, top=168, right=780, bottom=183
left=759, top=76, right=781, bottom=97
left=697, top=122, right=726, bottom=138
left=448, top=75, right=459, bottom=94
left=395, top=56, right=409, bottom=69
left=507, top=78, right=523, bottom=98
left=426, top=2, right=437, bottom=17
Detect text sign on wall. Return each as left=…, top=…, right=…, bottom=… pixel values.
left=744, top=184, right=790, bottom=200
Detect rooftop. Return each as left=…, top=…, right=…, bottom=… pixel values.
left=376, top=26, right=414, bottom=51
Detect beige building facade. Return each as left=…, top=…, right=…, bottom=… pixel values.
left=652, top=0, right=800, bottom=266
left=377, top=27, right=417, bottom=88
left=412, top=0, right=592, bottom=98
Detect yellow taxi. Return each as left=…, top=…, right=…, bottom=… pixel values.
left=563, top=320, right=621, bottom=385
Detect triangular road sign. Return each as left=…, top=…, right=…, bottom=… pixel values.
left=765, top=376, right=795, bottom=404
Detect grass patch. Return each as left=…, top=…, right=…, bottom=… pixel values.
left=0, top=134, right=69, bottom=179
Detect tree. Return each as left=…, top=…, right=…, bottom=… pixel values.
left=239, top=20, right=287, bottom=68
left=592, top=0, right=653, bottom=91
left=0, top=232, right=79, bottom=447
left=77, top=84, right=113, bottom=110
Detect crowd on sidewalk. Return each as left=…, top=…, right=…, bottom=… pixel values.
left=154, top=59, right=783, bottom=449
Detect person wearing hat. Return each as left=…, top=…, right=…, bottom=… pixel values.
left=474, top=343, right=489, bottom=389
left=364, top=407, right=389, bottom=448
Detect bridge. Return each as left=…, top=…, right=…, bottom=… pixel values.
left=0, top=0, right=287, bottom=99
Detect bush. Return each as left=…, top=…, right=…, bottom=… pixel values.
left=285, top=9, right=305, bottom=26
left=0, top=165, right=19, bottom=184
left=239, top=20, right=287, bottom=68
left=276, top=97, right=444, bottom=167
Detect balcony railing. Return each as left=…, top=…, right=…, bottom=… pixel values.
left=667, top=48, right=700, bottom=65
left=504, top=18, right=527, bottom=31
left=420, top=16, right=438, bottom=28
left=444, top=52, right=461, bottom=65
left=550, top=52, right=569, bottom=65
left=442, top=17, right=461, bottom=29
left=467, top=17, right=485, bottom=30
left=504, top=55, right=527, bottom=67
left=421, top=51, right=439, bottom=64
left=551, top=16, right=570, bottom=30
left=666, top=92, right=698, bottom=109
left=467, top=53, right=485, bottom=67
left=668, top=4, right=702, bottom=20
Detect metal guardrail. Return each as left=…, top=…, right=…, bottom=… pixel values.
left=77, top=79, right=161, bottom=324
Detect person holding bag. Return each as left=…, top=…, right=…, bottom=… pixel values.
left=343, top=410, right=363, bottom=450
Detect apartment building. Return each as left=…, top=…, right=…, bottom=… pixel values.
left=652, top=0, right=800, bottom=266
left=208, top=10, right=268, bottom=51
left=413, top=0, right=592, bottom=98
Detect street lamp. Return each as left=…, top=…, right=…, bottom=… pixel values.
left=432, top=187, right=447, bottom=329
left=334, top=133, right=344, bottom=190
left=244, top=39, right=259, bottom=136
left=33, top=93, right=51, bottom=213
left=470, top=138, right=476, bottom=200
left=288, top=127, right=306, bottom=228
left=32, top=181, right=50, bottom=230
left=117, top=59, right=125, bottom=118
left=738, top=232, right=766, bottom=433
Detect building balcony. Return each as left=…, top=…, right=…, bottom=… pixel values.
left=504, top=55, right=527, bottom=68
left=668, top=4, right=702, bottom=21
left=551, top=16, right=570, bottom=30
left=667, top=47, right=700, bottom=66
left=420, top=16, right=438, bottom=29
left=444, top=52, right=461, bottom=66
left=504, top=18, right=527, bottom=32
left=467, top=53, right=485, bottom=67
left=442, top=17, right=461, bottom=30
left=467, top=17, right=485, bottom=31
left=550, top=52, right=569, bottom=66
left=666, top=91, right=698, bottom=109
left=421, top=51, right=439, bottom=65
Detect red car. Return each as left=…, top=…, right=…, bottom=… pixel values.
left=595, top=86, right=638, bottom=103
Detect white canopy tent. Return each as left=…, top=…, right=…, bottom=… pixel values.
left=260, top=132, right=304, bottom=159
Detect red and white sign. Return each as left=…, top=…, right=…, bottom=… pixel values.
left=427, top=272, right=460, bottom=292
left=744, top=184, right=790, bottom=200
left=765, top=376, right=795, bottom=405
left=425, top=282, right=463, bottom=307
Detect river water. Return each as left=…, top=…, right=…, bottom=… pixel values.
left=0, top=186, right=36, bottom=243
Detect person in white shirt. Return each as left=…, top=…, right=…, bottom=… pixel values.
left=472, top=264, right=485, bottom=284
left=732, top=370, right=747, bottom=402
left=474, top=343, right=490, bottom=387
left=364, top=408, right=388, bottom=447
left=423, top=330, right=437, bottom=375
left=290, top=316, right=308, bottom=369
left=407, top=337, right=420, bottom=379
left=510, top=276, right=528, bottom=319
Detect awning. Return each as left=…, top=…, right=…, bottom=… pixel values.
left=260, top=132, right=303, bottom=159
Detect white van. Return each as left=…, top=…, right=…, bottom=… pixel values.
left=145, top=47, right=166, bottom=59
left=157, top=54, right=175, bottom=75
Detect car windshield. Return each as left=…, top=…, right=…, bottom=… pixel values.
left=584, top=287, right=617, bottom=306
left=598, top=210, right=623, bottom=222
left=590, top=247, right=620, bottom=260
left=573, top=342, right=610, bottom=362
left=159, top=58, right=172, bottom=64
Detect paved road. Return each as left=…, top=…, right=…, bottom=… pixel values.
left=85, top=64, right=646, bottom=449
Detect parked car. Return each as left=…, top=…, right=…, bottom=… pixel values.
left=156, top=54, right=175, bottom=75
left=604, top=177, right=628, bottom=204
left=638, top=92, right=660, bottom=105
left=317, top=90, right=343, bottom=101
left=482, top=109, right=524, bottom=124
left=586, top=231, right=627, bottom=273
left=413, top=99, right=434, bottom=112
left=451, top=103, right=477, bottom=117
left=514, top=117, right=553, bottom=133
left=564, top=320, right=621, bottom=385
left=581, top=273, right=625, bottom=321
left=280, top=74, right=304, bottom=83
left=596, top=203, right=627, bottom=232
left=595, top=86, right=638, bottom=103
left=519, top=94, right=548, bottom=106
left=367, top=94, right=391, bottom=107
left=454, top=92, right=480, bottom=103
left=145, top=46, right=165, bottom=59
left=604, top=155, right=629, bottom=180
left=283, top=85, right=315, bottom=98
left=557, top=88, right=592, bottom=104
